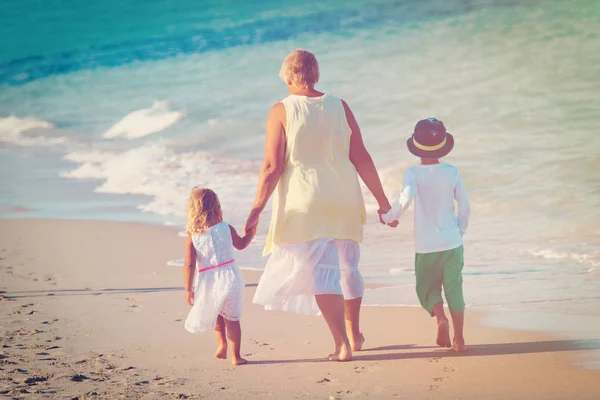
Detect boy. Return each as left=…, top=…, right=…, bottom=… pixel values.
left=380, top=118, right=470, bottom=352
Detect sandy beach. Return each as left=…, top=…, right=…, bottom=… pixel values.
left=1, top=219, right=599, bottom=399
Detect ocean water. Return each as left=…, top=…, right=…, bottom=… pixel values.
left=2, top=0, right=600, bottom=323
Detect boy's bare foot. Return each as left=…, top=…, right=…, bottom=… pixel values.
left=350, top=332, right=365, bottom=351
left=231, top=357, right=247, bottom=366
left=327, top=344, right=352, bottom=362
left=436, top=319, right=452, bottom=348
left=215, top=346, right=227, bottom=359
left=453, top=337, right=468, bottom=353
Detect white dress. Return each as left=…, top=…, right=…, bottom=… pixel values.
left=253, top=239, right=364, bottom=316
left=184, top=222, right=244, bottom=333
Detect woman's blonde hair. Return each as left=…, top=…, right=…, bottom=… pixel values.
left=186, top=186, right=223, bottom=235
left=279, top=49, right=320, bottom=88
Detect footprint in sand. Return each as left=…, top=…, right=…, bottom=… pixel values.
left=428, top=357, right=442, bottom=363
left=249, top=339, right=269, bottom=346
left=316, top=377, right=331, bottom=383
left=434, top=377, right=443, bottom=382
left=71, top=374, right=89, bottom=382
left=23, top=376, right=48, bottom=385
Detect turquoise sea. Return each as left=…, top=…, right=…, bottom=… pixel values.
left=2, top=0, right=600, bottom=340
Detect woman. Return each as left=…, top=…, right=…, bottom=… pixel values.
left=244, top=49, right=394, bottom=362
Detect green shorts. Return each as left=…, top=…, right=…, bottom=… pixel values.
left=415, top=245, right=465, bottom=316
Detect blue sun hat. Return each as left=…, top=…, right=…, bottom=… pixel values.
left=407, top=118, right=455, bottom=159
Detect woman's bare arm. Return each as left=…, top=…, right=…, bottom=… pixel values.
left=244, top=102, right=287, bottom=233
left=343, top=99, right=393, bottom=220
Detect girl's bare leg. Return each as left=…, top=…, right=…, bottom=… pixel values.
left=344, top=297, right=365, bottom=351
left=223, top=318, right=247, bottom=365
left=315, top=294, right=352, bottom=362
left=214, top=315, right=228, bottom=359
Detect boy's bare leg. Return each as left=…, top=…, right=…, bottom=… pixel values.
left=344, top=297, right=365, bottom=351
left=223, top=318, right=247, bottom=365
left=432, top=302, right=451, bottom=348
left=450, top=310, right=467, bottom=352
left=316, top=294, right=352, bottom=361
left=214, top=315, right=227, bottom=359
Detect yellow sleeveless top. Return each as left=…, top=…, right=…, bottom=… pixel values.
left=263, top=94, right=366, bottom=256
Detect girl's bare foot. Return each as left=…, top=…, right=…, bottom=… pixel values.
left=350, top=332, right=365, bottom=351
left=214, top=346, right=227, bottom=359
left=231, top=357, right=247, bottom=366
left=436, top=319, right=452, bottom=348
left=453, top=337, right=468, bottom=352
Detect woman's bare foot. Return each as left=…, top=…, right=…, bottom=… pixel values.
left=327, top=343, right=352, bottom=362
left=453, top=337, right=468, bottom=353
left=350, top=332, right=365, bottom=351
left=214, top=346, right=227, bottom=359
left=231, top=357, right=247, bottom=366
left=436, top=319, right=452, bottom=348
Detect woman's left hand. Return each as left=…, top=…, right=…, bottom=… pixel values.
left=378, top=209, right=398, bottom=228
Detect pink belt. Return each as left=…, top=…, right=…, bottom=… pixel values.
left=198, top=259, right=235, bottom=273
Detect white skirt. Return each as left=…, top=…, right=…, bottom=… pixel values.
left=184, top=263, right=244, bottom=333
left=253, top=239, right=364, bottom=316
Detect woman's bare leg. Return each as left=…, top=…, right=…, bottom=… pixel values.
left=315, top=294, right=352, bottom=361
left=344, top=297, right=365, bottom=351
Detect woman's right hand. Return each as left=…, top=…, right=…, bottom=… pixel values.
left=244, top=208, right=261, bottom=236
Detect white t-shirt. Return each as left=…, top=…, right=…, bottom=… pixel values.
left=382, top=163, right=470, bottom=254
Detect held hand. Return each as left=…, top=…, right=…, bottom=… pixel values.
left=377, top=209, right=388, bottom=225
left=245, top=224, right=257, bottom=240
left=186, top=290, right=194, bottom=306
left=244, top=209, right=261, bottom=236
left=377, top=209, right=399, bottom=228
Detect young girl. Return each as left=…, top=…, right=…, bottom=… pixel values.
left=183, top=186, right=255, bottom=365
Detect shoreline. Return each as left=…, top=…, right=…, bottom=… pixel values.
left=1, top=218, right=599, bottom=399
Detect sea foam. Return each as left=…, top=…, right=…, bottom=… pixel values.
left=103, top=101, right=185, bottom=140
left=0, top=115, right=65, bottom=146
left=61, top=143, right=260, bottom=221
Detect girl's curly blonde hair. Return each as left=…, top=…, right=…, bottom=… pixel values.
left=186, top=186, right=223, bottom=235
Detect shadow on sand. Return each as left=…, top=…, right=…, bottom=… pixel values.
left=250, top=339, right=600, bottom=365
left=2, top=283, right=258, bottom=298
